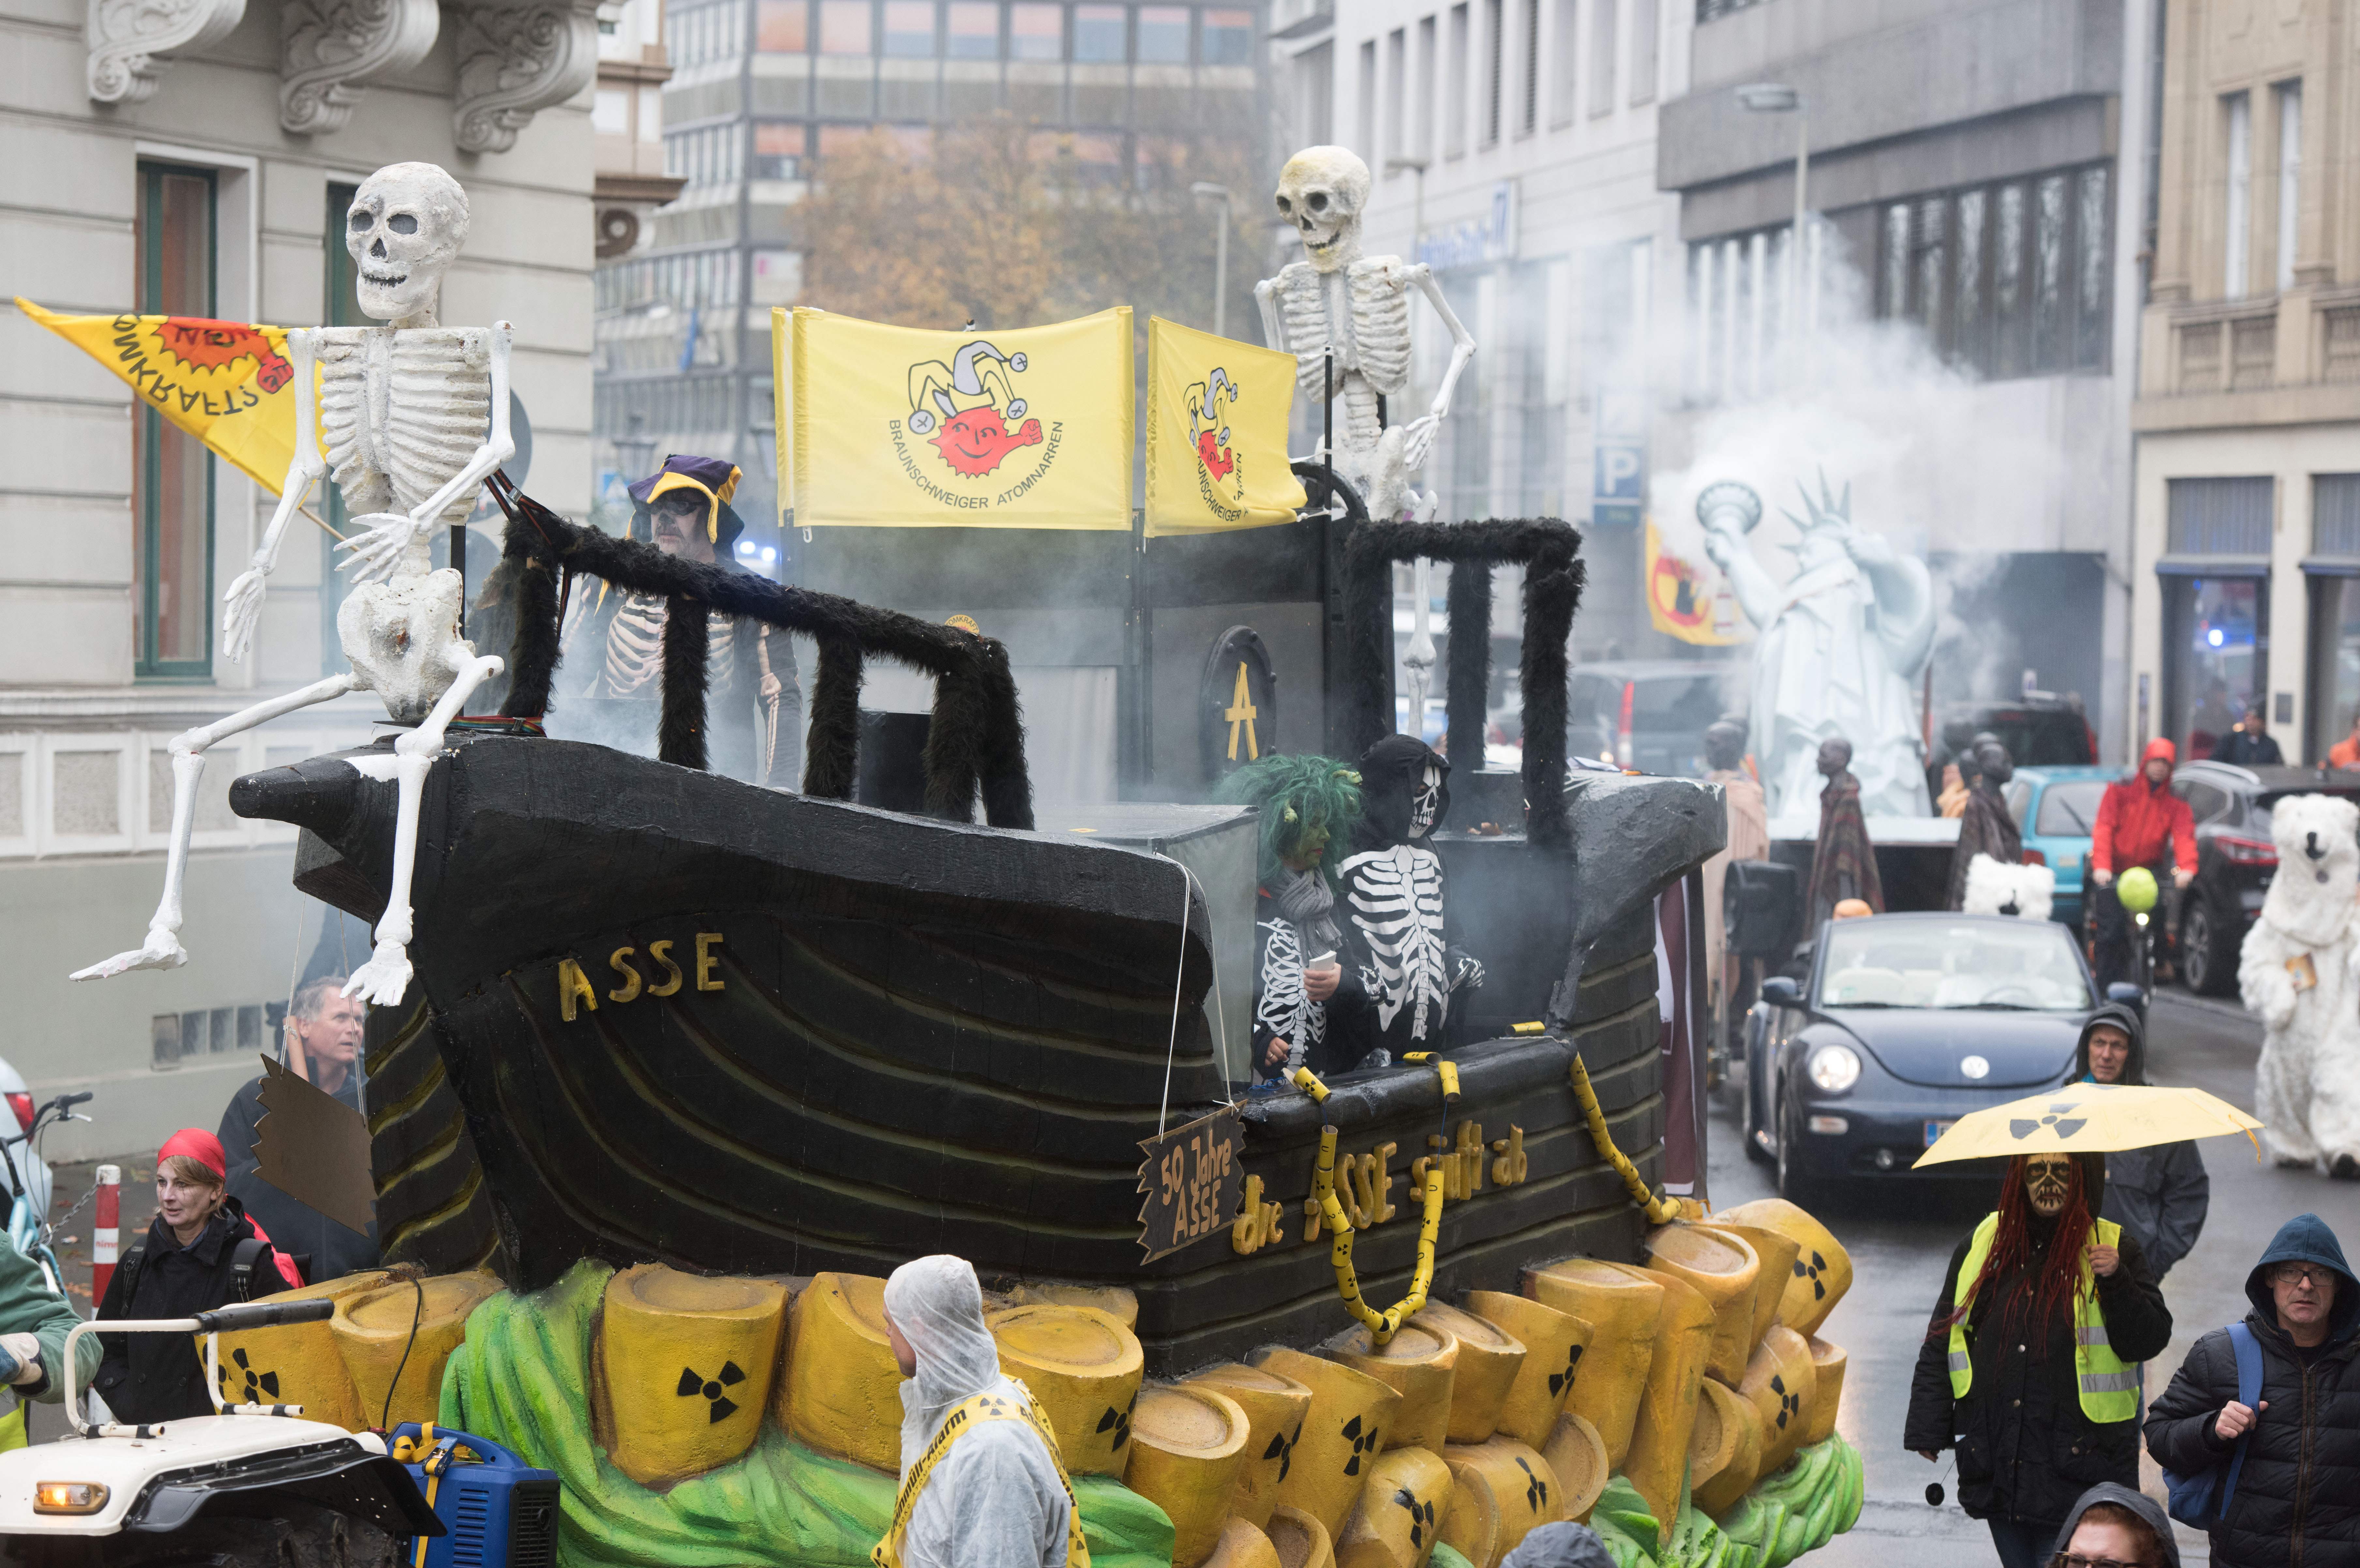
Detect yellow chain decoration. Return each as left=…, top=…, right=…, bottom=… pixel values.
left=1294, top=1067, right=1449, bottom=1345
left=1569, top=1054, right=1683, bottom=1224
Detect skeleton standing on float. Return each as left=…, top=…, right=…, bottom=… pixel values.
left=73, top=163, right=509, bottom=1004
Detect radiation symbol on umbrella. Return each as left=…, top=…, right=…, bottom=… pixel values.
left=2009, top=1102, right=2089, bottom=1140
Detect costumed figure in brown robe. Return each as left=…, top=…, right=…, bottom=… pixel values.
left=1701, top=718, right=1771, bottom=1013
left=1805, top=736, right=1884, bottom=927
left=1947, top=737, right=2025, bottom=910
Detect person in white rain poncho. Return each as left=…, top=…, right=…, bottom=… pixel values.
left=873, top=1256, right=1091, bottom=1568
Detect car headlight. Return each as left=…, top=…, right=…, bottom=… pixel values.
left=1807, top=1043, right=1862, bottom=1094
left=34, top=1482, right=108, bottom=1515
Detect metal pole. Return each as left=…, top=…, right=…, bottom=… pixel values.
left=1793, top=113, right=1811, bottom=351
left=1213, top=200, right=1229, bottom=340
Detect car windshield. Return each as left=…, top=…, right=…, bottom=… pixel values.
left=2035, top=780, right=2109, bottom=837
left=1816, top=920, right=2093, bottom=1010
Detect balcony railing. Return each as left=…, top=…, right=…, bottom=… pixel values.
left=2154, top=288, right=2360, bottom=402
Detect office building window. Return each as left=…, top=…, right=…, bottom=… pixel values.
left=1518, top=0, right=1538, bottom=132
left=2166, top=574, right=2267, bottom=760
left=671, top=0, right=748, bottom=61
left=881, top=1, right=932, bottom=55
left=1386, top=29, right=1407, bottom=162
left=945, top=1, right=995, bottom=55
left=1687, top=219, right=1829, bottom=404
left=1445, top=4, right=1467, bottom=157
left=1009, top=2, right=1059, bottom=59
left=1137, top=5, right=1188, bottom=62
left=1550, top=0, right=1574, bottom=124
left=666, top=123, right=746, bottom=185
left=1357, top=40, right=1377, bottom=160
left=1481, top=0, right=1502, bottom=147
left=755, top=0, right=805, bottom=50
left=2275, top=80, right=2301, bottom=294
left=2224, top=90, right=2251, bottom=299
left=1074, top=3, right=1124, bottom=61
left=2306, top=473, right=2360, bottom=760
left=2168, top=476, right=2273, bottom=555
left=1202, top=8, right=1251, bottom=64
left=1417, top=14, right=1437, bottom=155
left=753, top=120, right=807, bottom=177
left=134, top=162, right=215, bottom=678
left=1873, top=162, right=2111, bottom=378
left=1629, top=0, right=1656, bottom=104
left=1695, top=0, right=1762, bottom=16
left=1588, top=0, right=1615, bottom=115
left=818, top=0, right=868, bottom=52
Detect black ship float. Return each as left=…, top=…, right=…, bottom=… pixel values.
left=217, top=480, right=1865, bottom=1568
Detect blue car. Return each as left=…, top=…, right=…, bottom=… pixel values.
left=2006, top=764, right=2119, bottom=932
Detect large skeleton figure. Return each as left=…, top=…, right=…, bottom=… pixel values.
left=1255, top=146, right=1476, bottom=726
left=73, top=163, right=511, bottom=1005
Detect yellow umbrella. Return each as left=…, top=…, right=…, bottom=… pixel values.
left=1914, top=1082, right=2262, bottom=1168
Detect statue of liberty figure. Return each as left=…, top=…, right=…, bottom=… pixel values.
left=1699, top=476, right=1935, bottom=821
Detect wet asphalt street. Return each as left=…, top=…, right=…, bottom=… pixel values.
left=1720, top=986, right=2360, bottom=1568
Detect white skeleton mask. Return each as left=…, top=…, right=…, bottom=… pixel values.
left=346, top=162, right=470, bottom=326
left=1410, top=763, right=1442, bottom=838
left=1274, top=146, right=1369, bottom=274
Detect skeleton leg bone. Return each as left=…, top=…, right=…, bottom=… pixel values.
left=71, top=672, right=365, bottom=981
left=342, top=649, right=504, bottom=1006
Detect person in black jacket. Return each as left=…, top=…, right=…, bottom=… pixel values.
left=1905, top=1151, right=2174, bottom=1568
left=93, top=1129, right=294, bottom=1424
left=2077, top=1002, right=2210, bottom=1280
left=2144, top=1213, right=2360, bottom=1568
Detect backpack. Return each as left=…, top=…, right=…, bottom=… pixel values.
left=114, top=1235, right=278, bottom=1312
left=2162, top=1322, right=2262, bottom=1529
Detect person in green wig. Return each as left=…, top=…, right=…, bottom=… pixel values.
left=1216, top=754, right=1377, bottom=1089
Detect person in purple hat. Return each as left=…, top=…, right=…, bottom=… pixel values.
left=562, top=454, right=801, bottom=785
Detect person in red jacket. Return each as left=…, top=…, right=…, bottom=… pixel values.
left=2087, top=738, right=2199, bottom=992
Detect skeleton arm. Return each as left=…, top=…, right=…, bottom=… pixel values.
left=222, top=330, right=327, bottom=664
left=1254, top=279, right=1285, bottom=356
left=337, top=324, right=518, bottom=582
left=1400, top=265, right=1476, bottom=472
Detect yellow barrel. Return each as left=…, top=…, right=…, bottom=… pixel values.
left=1644, top=1223, right=1762, bottom=1387
left=1621, top=1271, right=1715, bottom=1545
left=1522, top=1259, right=1663, bottom=1470
left=1409, top=1302, right=1528, bottom=1445
left=1537, top=1412, right=1609, bottom=1524
left=1799, top=1337, right=1847, bottom=1447
left=1004, top=1281, right=1140, bottom=1328
left=595, top=1265, right=787, bottom=1486
left=1463, top=1291, right=1591, bottom=1450
left=1739, top=1325, right=1819, bottom=1475
left=332, top=1270, right=502, bottom=1434
left=1202, top=1515, right=1283, bottom=1568
left=1328, top=1322, right=1460, bottom=1455
left=1255, top=1346, right=1403, bottom=1542
left=1713, top=1199, right=1853, bottom=1337
left=202, top=1269, right=389, bottom=1430
left=1711, top=1223, right=1802, bottom=1352
left=1333, top=1446, right=1453, bottom=1568
left=986, top=1303, right=1144, bottom=1477
left=1183, top=1361, right=1315, bottom=1531
left=782, top=1272, right=904, bottom=1472
left=1689, top=1376, right=1766, bottom=1517
left=1267, top=1504, right=1336, bottom=1568
left=1440, top=1436, right=1563, bottom=1568
left=1126, top=1383, right=1253, bottom=1568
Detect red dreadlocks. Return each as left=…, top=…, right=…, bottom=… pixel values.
left=1935, top=1156, right=2096, bottom=1338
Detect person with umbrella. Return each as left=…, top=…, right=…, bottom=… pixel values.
left=2078, top=1002, right=2210, bottom=1281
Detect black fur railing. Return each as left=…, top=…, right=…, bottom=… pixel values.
left=484, top=475, right=1033, bottom=829
left=1343, top=517, right=1583, bottom=851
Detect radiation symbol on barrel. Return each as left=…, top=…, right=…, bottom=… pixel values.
left=1094, top=1395, right=1134, bottom=1451
left=1340, top=1413, right=1381, bottom=1477
left=677, top=1361, right=747, bottom=1424
left=1393, top=1487, right=1435, bottom=1549
left=217, top=1347, right=280, bottom=1404
left=1547, top=1339, right=1583, bottom=1397
left=1263, top=1417, right=1301, bottom=1481
left=1516, top=1455, right=1550, bottom=1513
left=1199, top=625, right=1277, bottom=784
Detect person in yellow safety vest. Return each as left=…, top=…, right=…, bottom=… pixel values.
left=872, top=1256, right=1090, bottom=1568
left=1904, top=1151, right=2173, bottom=1568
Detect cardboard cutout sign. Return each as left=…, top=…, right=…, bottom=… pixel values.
left=253, top=1055, right=376, bottom=1237
left=1136, top=1107, right=1243, bottom=1263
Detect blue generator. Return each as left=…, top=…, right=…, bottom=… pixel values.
left=390, top=1424, right=561, bottom=1568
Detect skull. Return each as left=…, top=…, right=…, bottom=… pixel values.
left=1274, top=146, right=1370, bottom=274
left=2023, top=1153, right=2073, bottom=1217
left=346, top=163, right=470, bottom=326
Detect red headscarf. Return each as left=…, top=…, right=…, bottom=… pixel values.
left=157, top=1129, right=305, bottom=1291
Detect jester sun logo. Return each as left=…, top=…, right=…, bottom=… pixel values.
left=906, top=340, right=1044, bottom=478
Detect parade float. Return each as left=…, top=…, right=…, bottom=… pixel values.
left=59, top=156, right=1865, bottom=1568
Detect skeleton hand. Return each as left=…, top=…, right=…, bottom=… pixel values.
left=1450, top=951, right=1486, bottom=992
left=335, top=511, right=425, bottom=585
left=71, top=927, right=189, bottom=981
left=1401, top=414, right=1441, bottom=473
left=344, top=940, right=414, bottom=1007
left=221, top=561, right=272, bottom=665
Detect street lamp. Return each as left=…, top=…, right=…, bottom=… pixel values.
left=1385, top=156, right=1430, bottom=265
left=1382, top=155, right=1437, bottom=737
left=1190, top=182, right=1233, bottom=339
left=1736, top=83, right=1809, bottom=350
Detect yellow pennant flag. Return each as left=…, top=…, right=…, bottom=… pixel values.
left=1144, top=317, right=1306, bottom=536
left=772, top=304, right=791, bottom=520
left=790, top=306, right=1133, bottom=530
left=18, top=298, right=299, bottom=495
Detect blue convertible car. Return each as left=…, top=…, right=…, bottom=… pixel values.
left=1741, top=911, right=2134, bottom=1202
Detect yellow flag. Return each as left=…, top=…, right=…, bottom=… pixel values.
left=1144, top=317, right=1306, bottom=536
left=790, top=306, right=1133, bottom=530
left=1645, top=518, right=1748, bottom=646
left=771, top=304, right=791, bottom=520
left=18, top=297, right=299, bottom=495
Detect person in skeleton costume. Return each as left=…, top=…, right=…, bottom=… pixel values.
left=1947, top=737, right=2025, bottom=911
left=1333, top=735, right=1486, bottom=1065
left=559, top=455, right=801, bottom=787
left=1215, top=755, right=1374, bottom=1087
left=1803, top=736, right=1884, bottom=928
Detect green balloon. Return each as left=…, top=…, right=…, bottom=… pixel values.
left=2117, top=865, right=2159, bottom=914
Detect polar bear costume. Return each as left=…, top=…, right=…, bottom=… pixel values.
left=1962, top=855, right=2055, bottom=922
left=2236, top=792, right=2360, bottom=1173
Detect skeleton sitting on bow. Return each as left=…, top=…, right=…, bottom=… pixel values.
left=73, top=162, right=511, bottom=1005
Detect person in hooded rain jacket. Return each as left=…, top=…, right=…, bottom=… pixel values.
left=2077, top=1001, right=2209, bottom=1280
left=2053, top=1483, right=2180, bottom=1568
left=875, top=1254, right=1083, bottom=1568
left=2089, top=739, right=2199, bottom=992
left=2144, top=1213, right=2360, bottom=1568
left=1905, top=1150, right=2174, bottom=1568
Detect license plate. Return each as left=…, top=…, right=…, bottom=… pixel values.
left=1924, top=1119, right=1955, bottom=1148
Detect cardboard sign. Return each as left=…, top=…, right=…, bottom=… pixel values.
left=1135, top=1107, right=1243, bottom=1263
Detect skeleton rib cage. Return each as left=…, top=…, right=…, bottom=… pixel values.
left=1339, top=844, right=1451, bottom=1040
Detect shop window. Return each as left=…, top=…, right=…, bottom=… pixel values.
left=2306, top=573, right=2360, bottom=763
left=2163, top=575, right=2267, bottom=762
left=134, top=161, right=216, bottom=679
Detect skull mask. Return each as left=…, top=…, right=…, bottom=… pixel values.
left=1274, top=146, right=1371, bottom=274
left=1410, top=764, right=1442, bottom=837
left=2023, top=1153, right=2074, bottom=1216
left=1356, top=734, right=1450, bottom=846
left=346, top=162, right=471, bottom=327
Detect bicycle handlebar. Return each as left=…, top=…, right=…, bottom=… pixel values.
left=193, top=1299, right=336, bottom=1334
